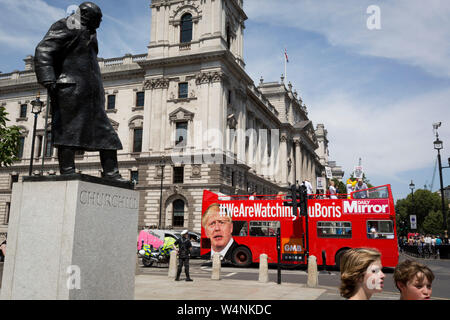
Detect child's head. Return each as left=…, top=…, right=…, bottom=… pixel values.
left=394, top=260, right=434, bottom=300
left=339, top=248, right=384, bottom=299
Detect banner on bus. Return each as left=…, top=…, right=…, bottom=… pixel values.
left=281, top=237, right=304, bottom=262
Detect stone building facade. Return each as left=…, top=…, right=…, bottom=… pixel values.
left=0, top=0, right=342, bottom=236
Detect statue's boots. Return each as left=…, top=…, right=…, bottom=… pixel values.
left=100, top=150, right=129, bottom=182
left=57, top=147, right=76, bottom=175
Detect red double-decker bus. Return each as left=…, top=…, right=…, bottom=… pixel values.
left=201, top=184, right=398, bottom=268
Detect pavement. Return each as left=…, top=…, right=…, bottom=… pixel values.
left=135, top=274, right=327, bottom=300
left=133, top=269, right=404, bottom=300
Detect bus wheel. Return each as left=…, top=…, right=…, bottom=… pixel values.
left=232, top=246, right=252, bottom=267
left=335, top=249, right=349, bottom=270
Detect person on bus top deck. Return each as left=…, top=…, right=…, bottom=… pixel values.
left=394, top=260, right=434, bottom=300
left=329, top=180, right=338, bottom=199
left=354, top=179, right=368, bottom=199
left=202, top=203, right=239, bottom=262
left=339, top=248, right=385, bottom=300
left=303, top=180, right=314, bottom=199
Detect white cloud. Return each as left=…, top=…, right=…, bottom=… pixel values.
left=244, top=0, right=450, bottom=78
left=0, top=0, right=65, bottom=50
left=308, top=88, right=450, bottom=180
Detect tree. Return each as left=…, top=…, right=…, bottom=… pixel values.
left=0, top=106, right=21, bottom=167
left=395, top=189, right=446, bottom=233
left=331, top=178, right=346, bottom=195
left=422, top=210, right=444, bottom=235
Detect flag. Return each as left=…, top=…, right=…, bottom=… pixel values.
left=284, top=49, right=289, bottom=63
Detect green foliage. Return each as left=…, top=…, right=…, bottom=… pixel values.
left=331, top=178, right=347, bottom=194
left=0, top=106, right=21, bottom=167
left=395, top=189, right=448, bottom=234
left=422, top=210, right=444, bottom=235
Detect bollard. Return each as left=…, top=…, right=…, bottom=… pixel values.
left=307, top=255, right=318, bottom=287
left=168, top=250, right=178, bottom=279
left=258, top=254, right=269, bottom=283
left=211, top=253, right=221, bottom=280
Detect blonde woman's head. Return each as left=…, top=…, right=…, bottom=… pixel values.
left=339, top=248, right=384, bottom=299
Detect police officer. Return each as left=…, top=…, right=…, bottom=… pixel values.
left=175, top=230, right=193, bottom=281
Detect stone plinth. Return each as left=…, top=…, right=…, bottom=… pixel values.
left=258, top=254, right=269, bottom=283
left=211, top=253, right=221, bottom=280
left=0, top=174, right=139, bottom=300
left=307, top=255, right=318, bottom=288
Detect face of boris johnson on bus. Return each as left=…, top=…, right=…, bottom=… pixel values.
left=205, top=209, right=233, bottom=252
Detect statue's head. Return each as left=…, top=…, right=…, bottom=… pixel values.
left=79, top=2, right=102, bottom=31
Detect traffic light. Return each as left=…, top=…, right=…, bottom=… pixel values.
left=283, top=183, right=308, bottom=217
left=298, top=184, right=308, bottom=217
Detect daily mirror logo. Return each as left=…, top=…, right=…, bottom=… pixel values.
left=343, top=200, right=390, bottom=215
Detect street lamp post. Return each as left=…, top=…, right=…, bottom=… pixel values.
left=158, top=156, right=166, bottom=229
left=29, top=93, right=44, bottom=176
left=409, top=180, right=415, bottom=234
left=434, top=136, right=449, bottom=242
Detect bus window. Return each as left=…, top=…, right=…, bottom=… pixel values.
left=317, top=221, right=352, bottom=238
left=232, top=221, right=248, bottom=237
left=249, top=221, right=280, bottom=237
left=367, top=220, right=394, bottom=239
left=367, top=186, right=389, bottom=199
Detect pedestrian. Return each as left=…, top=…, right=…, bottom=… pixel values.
left=174, top=230, right=193, bottom=282
left=249, top=191, right=257, bottom=200
left=329, top=180, right=338, bottom=199
left=339, top=248, right=385, bottom=300
left=394, top=260, right=434, bottom=300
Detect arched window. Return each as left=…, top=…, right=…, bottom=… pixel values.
left=173, top=199, right=185, bottom=227
left=180, top=13, right=193, bottom=43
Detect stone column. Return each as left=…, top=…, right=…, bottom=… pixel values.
left=280, top=135, right=288, bottom=186
left=295, top=140, right=301, bottom=185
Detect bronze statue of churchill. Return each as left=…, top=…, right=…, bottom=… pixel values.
left=34, top=2, right=125, bottom=181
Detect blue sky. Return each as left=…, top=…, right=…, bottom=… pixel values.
left=0, top=0, right=449, bottom=201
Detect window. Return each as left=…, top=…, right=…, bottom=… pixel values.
left=366, top=186, right=389, bottom=199
left=136, top=92, right=145, bottom=107
left=10, top=174, right=19, bottom=189
left=232, top=221, right=248, bottom=237
left=5, top=202, right=10, bottom=224
left=175, top=121, right=188, bottom=147
left=249, top=221, right=280, bottom=237
left=226, top=24, right=231, bottom=49
left=36, top=135, right=43, bottom=158
left=107, top=95, right=116, bottom=110
left=367, top=220, right=394, bottom=239
left=180, top=13, right=193, bottom=43
left=173, top=199, right=185, bottom=227
left=173, top=166, right=184, bottom=184
left=178, top=82, right=188, bottom=99
left=44, top=131, right=53, bottom=157
left=228, top=90, right=232, bottom=105
left=133, top=128, right=143, bottom=153
left=20, top=104, right=27, bottom=118
left=231, top=171, right=236, bottom=187
left=130, top=170, right=139, bottom=184
left=317, top=221, right=352, bottom=238
left=18, top=137, right=25, bottom=159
